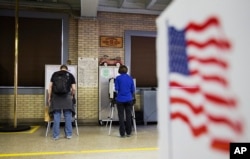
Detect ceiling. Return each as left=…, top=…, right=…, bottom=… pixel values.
left=0, top=0, right=172, bottom=17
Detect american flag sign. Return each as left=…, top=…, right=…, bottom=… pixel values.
left=168, top=16, right=243, bottom=152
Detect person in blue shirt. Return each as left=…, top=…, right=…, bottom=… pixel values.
left=115, top=65, right=135, bottom=137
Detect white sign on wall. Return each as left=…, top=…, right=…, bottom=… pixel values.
left=78, top=57, right=98, bottom=87
left=156, top=0, right=250, bottom=159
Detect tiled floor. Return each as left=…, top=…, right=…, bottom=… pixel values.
left=0, top=124, right=158, bottom=159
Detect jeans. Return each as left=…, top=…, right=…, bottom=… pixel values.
left=116, top=101, right=133, bottom=136
left=53, top=109, right=72, bottom=138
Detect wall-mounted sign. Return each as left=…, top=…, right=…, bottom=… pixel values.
left=100, top=36, right=123, bottom=48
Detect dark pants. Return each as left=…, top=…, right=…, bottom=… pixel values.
left=116, top=101, right=133, bottom=136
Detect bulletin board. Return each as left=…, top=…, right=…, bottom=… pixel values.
left=78, top=57, right=98, bottom=87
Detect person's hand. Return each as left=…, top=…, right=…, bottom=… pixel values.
left=132, top=94, right=136, bottom=104
left=133, top=99, right=136, bottom=105
left=72, top=95, right=76, bottom=105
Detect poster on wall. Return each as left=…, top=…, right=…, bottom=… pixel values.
left=156, top=0, right=250, bottom=159
left=78, top=57, right=98, bottom=87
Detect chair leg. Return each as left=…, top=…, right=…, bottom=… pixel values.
left=132, top=106, right=137, bottom=134
left=106, top=102, right=113, bottom=127
left=46, top=121, right=51, bottom=137
left=74, top=119, right=79, bottom=136
left=108, top=106, right=114, bottom=135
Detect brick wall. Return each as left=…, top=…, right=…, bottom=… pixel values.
left=0, top=12, right=157, bottom=125
left=0, top=95, right=44, bottom=124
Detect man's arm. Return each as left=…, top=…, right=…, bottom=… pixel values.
left=71, top=83, right=76, bottom=96
left=48, top=81, right=53, bottom=105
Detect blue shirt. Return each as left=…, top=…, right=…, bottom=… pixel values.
left=115, top=73, right=135, bottom=102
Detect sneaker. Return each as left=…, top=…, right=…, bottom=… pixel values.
left=120, top=135, right=126, bottom=138
left=53, top=137, right=59, bottom=141
left=66, top=136, right=72, bottom=139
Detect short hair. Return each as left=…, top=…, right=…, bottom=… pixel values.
left=118, top=65, right=128, bottom=74
left=60, top=64, right=68, bottom=70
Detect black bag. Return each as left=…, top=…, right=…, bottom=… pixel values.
left=52, top=72, right=70, bottom=95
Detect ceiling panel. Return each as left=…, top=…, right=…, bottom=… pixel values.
left=0, top=0, right=172, bottom=16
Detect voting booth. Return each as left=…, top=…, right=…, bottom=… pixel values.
left=98, top=66, right=120, bottom=124
left=44, top=64, right=79, bottom=136
left=98, top=66, right=137, bottom=135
